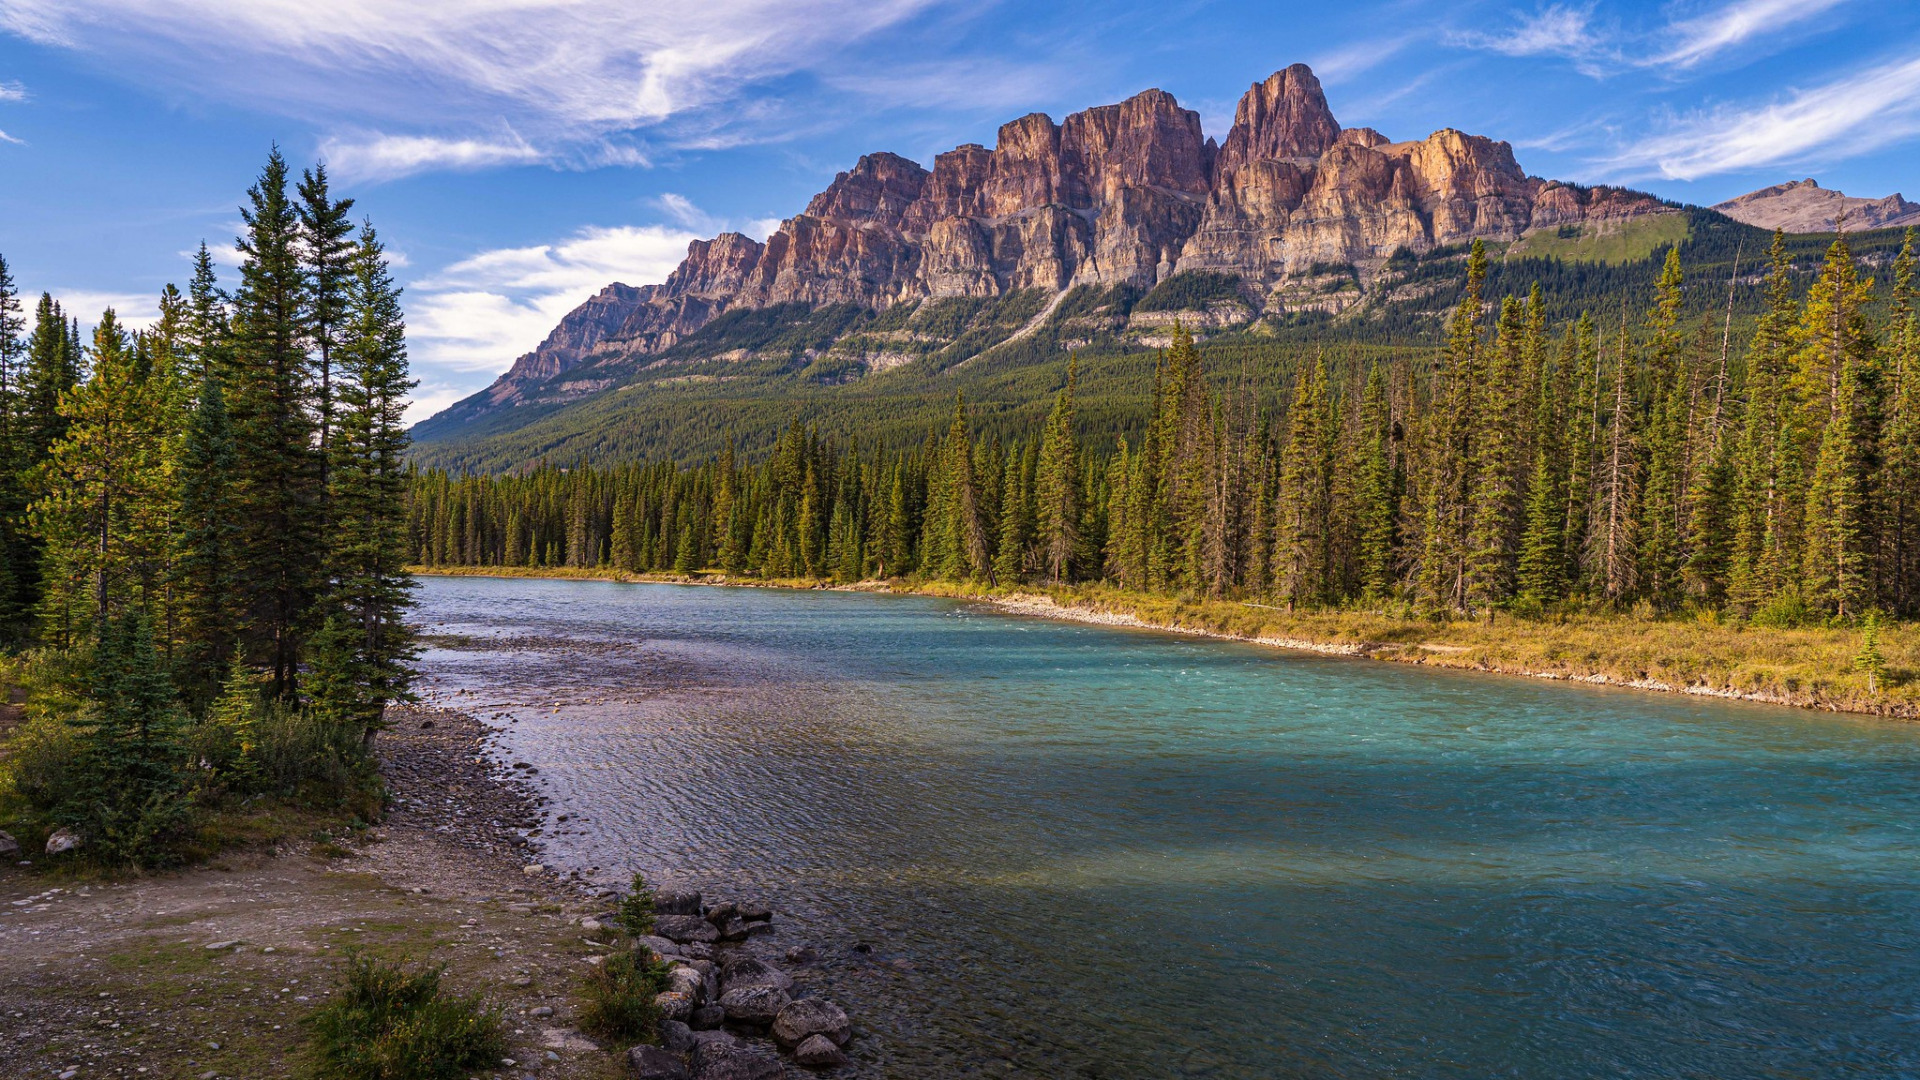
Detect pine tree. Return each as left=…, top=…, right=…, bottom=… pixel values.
left=324, top=224, right=417, bottom=730
left=1797, top=237, right=1881, bottom=618
left=1035, top=361, right=1081, bottom=585
left=1516, top=348, right=1566, bottom=604
left=0, top=255, right=25, bottom=634
left=993, top=448, right=1029, bottom=584
left=1637, top=248, right=1688, bottom=609
left=172, top=375, right=241, bottom=698
left=297, top=164, right=356, bottom=476
left=1353, top=365, right=1396, bottom=600
left=1882, top=229, right=1920, bottom=613
left=1855, top=609, right=1887, bottom=695
left=1465, top=294, right=1528, bottom=611
left=61, top=611, right=191, bottom=864
left=1417, top=239, right=1487, bottom=612
left=228, top=148, right=321, bottom=694
left=1274, top=358, right=1331, bottom=608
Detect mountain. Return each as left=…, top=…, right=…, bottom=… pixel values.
left=416, top=62, right=1673, bottom=448
left=1713, top=179, right=1920, bottom=234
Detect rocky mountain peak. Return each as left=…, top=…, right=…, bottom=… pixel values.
left=432, top=61, right=1670, bottom=428
left=1216, top=63, right=1341, bottom=173
left=1714, top=178, right=1920, bottom=234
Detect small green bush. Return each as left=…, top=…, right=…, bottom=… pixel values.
left=617, top=872, right=657, bottom=936
left=307, top=955, right=505, bottom=1080
left=578, top=948, right=669, bottom=1045
left=1751, top=593, right=1811, bottom=629
left=3, top=709, right=78, bottom=811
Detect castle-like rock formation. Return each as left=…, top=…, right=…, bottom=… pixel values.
left=473, top=63, right=1662, bottom=409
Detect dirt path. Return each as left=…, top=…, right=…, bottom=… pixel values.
left=0, top=706, right=629, bottom=1080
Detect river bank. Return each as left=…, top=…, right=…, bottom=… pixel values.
left=0, top=705, right=630, bottom=1080
left=412, top=566, right=1916, bottom=720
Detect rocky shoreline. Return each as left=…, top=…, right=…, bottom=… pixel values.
left=399, top=703, right=861, bottom=1078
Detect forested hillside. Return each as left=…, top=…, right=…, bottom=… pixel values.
left=410, top=213, right=1916, bottom=473
left=412, top=228, right=1919, bottom=626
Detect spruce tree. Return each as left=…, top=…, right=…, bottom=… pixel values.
left=228, top=148, right=321, bottom=694
left=173, top=375, right=241, bottom=699
left=1035, top=361, right=1081, bottom=585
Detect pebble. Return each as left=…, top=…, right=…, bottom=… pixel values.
left=204, top=941, right=237, bottom=951
left=531, top=1006, right=553, bottom=1017
left=522, top=864, right=545, bottom=876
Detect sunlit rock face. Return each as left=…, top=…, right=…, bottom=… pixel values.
left=462, top=61, right=1664, bottom=412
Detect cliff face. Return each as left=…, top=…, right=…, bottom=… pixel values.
left=1713, top=178, right=1920, bottom=234
left=454, top=61, right=1664, bottom=416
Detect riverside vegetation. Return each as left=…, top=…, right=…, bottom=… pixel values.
left=409, top=231, right=1920, bottom=714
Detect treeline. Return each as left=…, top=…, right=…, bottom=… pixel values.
left=0, top=150, right=415, bottom=863
left=411, top=229, right=1918, bottom=624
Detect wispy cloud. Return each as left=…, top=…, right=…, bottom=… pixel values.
left=320, top=131, right=545, bottom=184
left=0, top=129, right=21, bottom=145
left=0, top=80, right=26, bottom=102
left=1603, top=53, right=1920, bottom=180
left=1452, top=4, right=1606, bottom=69
left=1652, top=0, right=1851, bottom=69
left=404, top=223, right=701, bottom=421
left=1310, top=34, right=1420, bottom=85
left=0, top=0, right=964, bottom=180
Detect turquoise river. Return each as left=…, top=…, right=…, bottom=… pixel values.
left=412, top=575, right=1920, bottom=1078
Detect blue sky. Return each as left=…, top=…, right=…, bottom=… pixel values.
left=2, top=0, right=1918, bottom=420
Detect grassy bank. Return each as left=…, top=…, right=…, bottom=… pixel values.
left=411, top=565, right=1915, bottom=719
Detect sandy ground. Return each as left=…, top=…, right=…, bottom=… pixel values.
left=0, top=706, right=631, bottom=1080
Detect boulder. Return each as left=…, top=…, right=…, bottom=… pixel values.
left=718, top=985, right=791, bottom=1027
left=784, top=946, right=818, bottom=964
left=717, top=917, right=752, bottom=942
left=704, top=901, right=739, bottom=925
left=659, top=1020, right=696, bottom=1054
left=689, top=1005, right=726, bottom=1031
left=654, top=991, right=694, bottom=1023
left=792, top=1034, right=849, bottom=1068
left=627, top=1043, right=691, bottom=1080
left=772, top=998, right=852, bottom=1047
left=690, top=1040, right=784, bottom=1080
left=655, top=915, right=721, bottom=944
left=738, top=902, right=773, bottom=922
left=667, top=966, right=706, bottom=1003
left=636, top=935, right=683, bottom=959
left=655, top=888, right=703, bottom=916
left=719, top=957, right=793, bottom=994
left=0, top=831, right=19, bottom=858
left=45, top=828, right=81, bottom=856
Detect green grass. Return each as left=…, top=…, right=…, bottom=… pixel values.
left=1508, top=212, right=1691, bottom=264
left=306, top=955, right=507, bottom=1080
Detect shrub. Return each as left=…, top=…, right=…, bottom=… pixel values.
left=1751, top=593, right=1811, bottom=629
left=307, top=955, right=505, bottom=1080
left=617, top=872, right=657, bottom=936
left=577, top=948, right=669, bottom=1044
left=3, top=709, right=78, bottom=811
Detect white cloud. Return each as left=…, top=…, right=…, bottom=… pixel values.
left=0, top=80, right=26, bottom=102
left=1652, top=0, right=1851, bottom=69
left=403, top=223, right=701, bottom=423
left=0, top=129, right=21, bottom=145
left=1604, top=53, right=1920, bottom=180
left=320, top=131, right=544, bottom=184
left=1453, top=4, right=1601, bottom=62
left=56, top=290, right=162, bottom=332
left=652, top=193, right=717, bottom=232
left=1309, top=34, right=1418, bottom=86
left=0, top=0, right=955, bottom=179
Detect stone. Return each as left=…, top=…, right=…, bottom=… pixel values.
left=627, top=1043, right=692, bottom=1080
left=654, top=991, right=694, bottom=1023
left=792, top=1034, right=850, bottom=1068
left=659, top=1019, right=696, bottom=1054
left=531, top=1006, right=554, bottom=1018
left=771, top=998, right=851, bottom=1047
left=523, top=864, right=545, bottom=876
left=784, top=946, right=817, bottom=964
left=0, top=831, right=18, bottom=858
left=654, top=888, right=704, bottom=916
left=719, top=957, right=792, bottom=994
left=689, top=1005, right=726, bottom=1031
left=717, top=917, right=752, bottom=942
left=667, top=966, right=705, bottom=1003
left=690, top=1040, right=784, bottom=1080
left=580, top=918, right=605, bottom=933
left=655, top=915, right=721, bottom=944
left=636, top=935, right=682, bottom=958
left=718, top=985, right=791, bottom=1027
left=45, top=828, right=81, bottom=856
left=703, top=901, right=738, bottom=925
left=738, top=902, right=772, bottom=922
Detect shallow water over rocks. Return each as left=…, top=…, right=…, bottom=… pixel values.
left=413, top=575, right=1920, bottom=1078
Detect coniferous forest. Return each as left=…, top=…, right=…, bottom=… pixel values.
left=411, top=230, right=1920, bottom=630
left=0, top=150, right=415, bottom=864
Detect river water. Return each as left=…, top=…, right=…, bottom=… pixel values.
left=411, top=575, right=1920, bottom=1078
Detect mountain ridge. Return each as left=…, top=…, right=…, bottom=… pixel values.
left=421, top=61, right=1671, bottom=437
left=1713, top=178, right=1920, bottom=234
